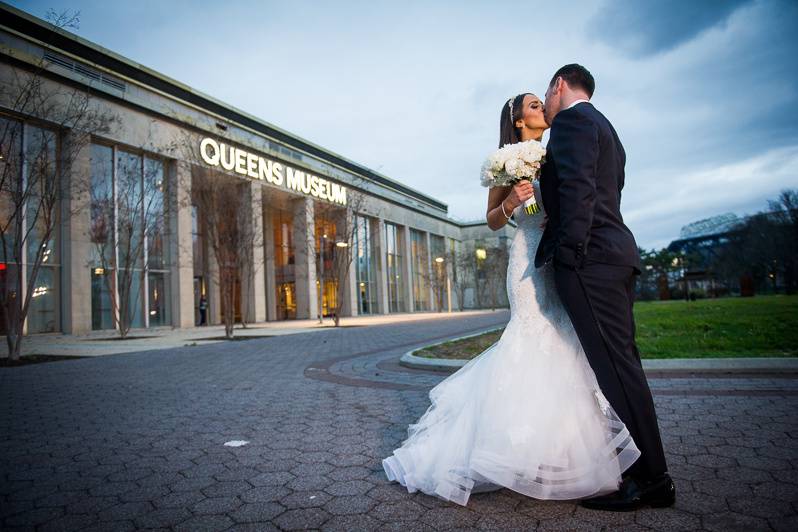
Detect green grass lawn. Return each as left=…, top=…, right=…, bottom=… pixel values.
left=418, top=295, right=797, bottom=360
left=634, top=294, right=797, bottom=358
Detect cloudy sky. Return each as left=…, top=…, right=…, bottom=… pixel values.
left=12, top=0, right=798, bottom=248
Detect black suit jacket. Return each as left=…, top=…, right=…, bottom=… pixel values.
left=534, top=102, right=641, bottom=272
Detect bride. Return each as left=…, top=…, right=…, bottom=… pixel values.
left=381, top=93, right=641, bottom=507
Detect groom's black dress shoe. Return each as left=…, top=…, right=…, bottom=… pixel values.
left=580, top=474, right=675, bottom=512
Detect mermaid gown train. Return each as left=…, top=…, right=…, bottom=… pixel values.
left=381, top=192, right=641, bottom=506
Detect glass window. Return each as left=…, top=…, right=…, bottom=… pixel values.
left=192, top=205, right=203, bottom=274
left=117, top=268, right=144, bottom=329
left=430, top=234, right=446, bottom=311
left=354, top=215, right=377, bottom=315
left=90, top=144, right=114, bottom=269
left=315, top=218, right=336, bottom=265
left=0, top=116, right=22, bottom=264
left=116, top=149, right=143, bottom=272
left=28, top=264, right=58, bottom=333
left=145, top=157, right=166, bottom=270
left=273, top=208, right=295, bottom=319
left=89, top=144, right=115, bottom=330
left=385, top=222, right=404, bottom=313
left=0, top=119, right=61, bottom=334
left=91, top=267, right=114, bottom=330
left=24, top=126, right=59, bottom=333
left=448, top=237, right=459, bottom=307
left=277, top=282, right=296, bottom=320
left=25, top=126, right=58, bottom=265
left=410, top=229, right=430, bottom=311
left=315, top=215, right=338, bottom=317
left=89, top=143, right=171, bottom=330
left=147, top=271, right=169, bottom=327
left=0, top=264, right=20, bottom=335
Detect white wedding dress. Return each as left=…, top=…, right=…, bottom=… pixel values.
left=382, top=186, right=641, bottom=506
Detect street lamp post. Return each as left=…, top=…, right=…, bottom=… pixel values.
left=332, top=240, right=348, bottom=323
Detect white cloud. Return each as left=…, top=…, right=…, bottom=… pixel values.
left=11, top=0, right=797, bottom=248
left=625, top=145, right=798, bottom=249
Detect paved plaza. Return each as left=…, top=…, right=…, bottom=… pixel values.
left=1, top=311, right=797, bottom=531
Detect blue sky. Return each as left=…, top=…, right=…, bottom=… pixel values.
left=11, top=0, right=798, bottom=249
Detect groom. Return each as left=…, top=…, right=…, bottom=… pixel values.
left=536, top=64, right=675, bottom=511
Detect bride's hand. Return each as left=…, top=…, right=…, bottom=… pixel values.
left=504, top=181, right=534, bottom=211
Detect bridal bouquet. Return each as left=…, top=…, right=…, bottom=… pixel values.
left=480, top=140, right=546, bottom=215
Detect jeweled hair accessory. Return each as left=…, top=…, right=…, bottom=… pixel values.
left=507, top=97, right=514, bottom=122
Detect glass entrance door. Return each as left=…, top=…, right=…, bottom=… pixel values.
left=193, top=276, right=205, bottom=325
left=277, top=282, right=296, bottom=320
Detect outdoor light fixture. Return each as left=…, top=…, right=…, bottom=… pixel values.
left=335, top=241, right=348, bottom=247
left=32, top=286, right=48, bottom=298
left=94, top=268, right=104, bottom=275
left=476, top=248, right=487, bottom=260
left=434, top=256, right=444, bottom=263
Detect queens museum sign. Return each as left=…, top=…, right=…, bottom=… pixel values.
left=199, top=137, right=347, bottom=206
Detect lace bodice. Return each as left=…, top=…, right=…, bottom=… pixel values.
left=505, top=181, right=563, bottom=327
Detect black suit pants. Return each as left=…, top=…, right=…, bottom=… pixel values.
left=553, top=261, right=668, bottom=481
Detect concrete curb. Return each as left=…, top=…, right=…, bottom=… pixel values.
left=3, top=310, right=511, bottom=359
left=399, top=326, right=505, bottom=372
left=400, top=327, right=798, bottom=373
left=641, top=357, right=798, bottom=372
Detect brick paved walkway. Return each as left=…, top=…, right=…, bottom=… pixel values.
left=2, top=311, right=796, bottom=531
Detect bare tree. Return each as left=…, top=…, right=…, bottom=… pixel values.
left=194, top=173, right=258, bottom=338
left=767, top=189, right=798, bottom=294
left=638, top=247, right=680, bottom=300
left=451, top=245, right=475, bottom=311
left=0, top=10, right=116, bottom=359
left=483, top=244, right=509, bottom=310
left=314, top=188, right=369, bottom=327
left=174, top=131, right=263, bottom=339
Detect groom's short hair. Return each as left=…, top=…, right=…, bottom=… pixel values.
left=550, top=64, right=595, bottom=98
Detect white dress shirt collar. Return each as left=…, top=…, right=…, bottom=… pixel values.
left=565, top=99, right=590, bottom=110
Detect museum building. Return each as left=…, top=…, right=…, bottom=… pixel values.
left=0, top=4, right=513, bottom=335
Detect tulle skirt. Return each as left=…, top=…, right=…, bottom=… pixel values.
left=382, top=318, right=641, bottom=506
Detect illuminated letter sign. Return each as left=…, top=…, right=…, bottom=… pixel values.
left=198, top=137, right=346, bottom=205
left=200, top=138, right=220, bottom=165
